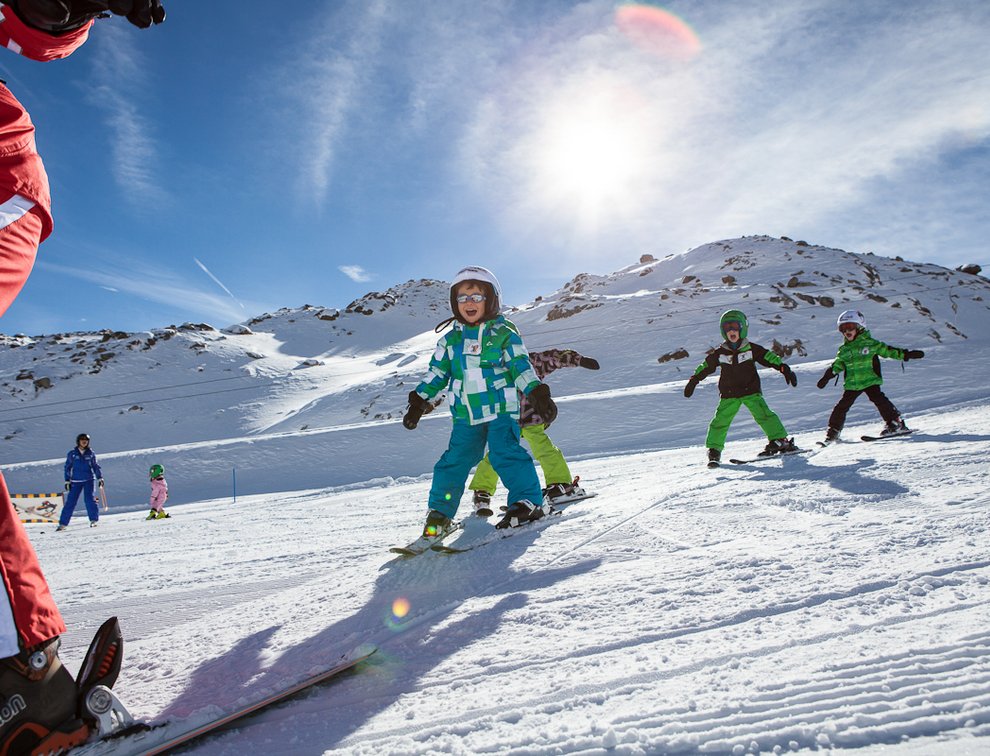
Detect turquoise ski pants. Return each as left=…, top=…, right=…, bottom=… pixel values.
left=705, top=393, right=788, bottom=451
left=428, top=414, right=542, bottom=519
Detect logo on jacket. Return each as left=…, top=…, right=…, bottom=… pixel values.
left=1, top=694, right=27, bottom=726
left=466, top=341, right=480, bottom=355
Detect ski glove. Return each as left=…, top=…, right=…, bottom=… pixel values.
left=816, top=368, right=836, bottom=389
left=683, top=376, right=699, bottom=398
left=402, top=391, right=431, bottom=430
left=98, top=478, right=105, bottom=488
left=64, top=481, right=70, bottom=491
left=780, top=363, right=798, bottom=387
left=527, top=383, right=557, bottom=425
left=14, top=0, right=165, bottom=31
left=107, top=0, right=165, bottom=28
left=579, top=356, right=600, bottom=370
left=903, top=350, right=925, bottom=361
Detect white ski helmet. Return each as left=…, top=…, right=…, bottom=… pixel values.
left=836, top=309, right=866, bottom=330
left=449, top=265, right=502, bottom=322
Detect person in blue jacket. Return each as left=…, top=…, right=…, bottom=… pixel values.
left=57, top=433, right=104, bottom=530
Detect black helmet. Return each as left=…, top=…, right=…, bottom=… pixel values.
left=76, top=433, right=90, bottom=444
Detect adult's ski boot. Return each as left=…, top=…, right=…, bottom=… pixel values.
left=495, top=500, right=544, bottom=530
left=0, top=618, right=134, bottom=756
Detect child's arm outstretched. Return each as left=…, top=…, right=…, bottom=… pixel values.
left=529, top=349, right=600, bottom=380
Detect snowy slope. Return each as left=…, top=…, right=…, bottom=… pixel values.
left=6, top=236, right=989, bottom=754
left=28, top=399, right=990, bottom=755
left=3, top=236, right=988, bottom=510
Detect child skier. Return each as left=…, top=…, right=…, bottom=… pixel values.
left=0, top=3, right=165, bottom=753
left=684, top=309, right=799, bottom=467
left=816, top=309, right=924, bottom=442
left=402, top=265, right=556, bottom=541
left=468, top=348, right=599, bottom=515
left=146, top=463, right=170, bottom=520
left=57, top=433, right=104, bottom=530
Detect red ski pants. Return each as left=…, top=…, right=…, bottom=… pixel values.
left=0, top=472, right=65, bottom=652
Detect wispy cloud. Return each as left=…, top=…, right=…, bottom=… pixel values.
left=194, top=258, right=246, bottom=310
left=89, top=23, right=168, bottom=208
left=38, top=259, right=251, bottom=327
left=339, top=265, right=372, bottom=282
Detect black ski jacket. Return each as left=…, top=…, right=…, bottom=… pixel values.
left=692, top=340, right=784, bottom=399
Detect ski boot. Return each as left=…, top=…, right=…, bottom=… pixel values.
left=495, top=500, right=544, bottom=530
left=880, top=417, right=909, bottom=436
left=89, top=521, right=98, bottom=528
left=0, top=619, right=135, bottom=756
left=471, top=490, right=494, bottom=518
left=422, top=509, right=455, bottom=541
left=758, top=437, right=798, bottom=457
left=1, top=636, right=90, bottom=756
left=707, top=448, right=721, bottom=468
left=55, top=524, right=67, bottom=532
left=145, top=508, right=157, bottom=520
left=155, top=510, right=171, bottom=519
left=543, top=477, right=586, bottom=503
left=822, top=427, right=840, bottom=445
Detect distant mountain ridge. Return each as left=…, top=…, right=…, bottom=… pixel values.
left=2, top=235, right=988, bottom=505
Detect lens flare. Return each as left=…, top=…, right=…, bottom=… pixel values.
left=392, top=597, right=410, bottom=619
left=615, top=4, right=701, bottom=61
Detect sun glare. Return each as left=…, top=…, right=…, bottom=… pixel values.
left=528, top=85, right=655, bottom=227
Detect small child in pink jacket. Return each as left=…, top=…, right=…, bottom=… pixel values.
left=146, top=464, right=170, bottom=520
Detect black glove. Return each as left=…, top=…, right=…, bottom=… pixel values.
left=578, top=356, right=600, bottom=370
left=402, top=391, right=431, bottom=430
left=13, top=0, right=165, bottom=31
left=683, top=376, right=699, bottom=398
left=780, top=363, right=797, bottom=387
left=816, top=368, right=835, bottom=389
left=64, top=481, right=71, bottom=491
left=527, top=383, right=557, bottom=425
left=98, top=478, right=105, bottom=488
left=903, top=350, right=924, bottom=361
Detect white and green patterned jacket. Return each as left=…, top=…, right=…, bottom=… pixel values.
left=415, top=315, right=540, bottom=425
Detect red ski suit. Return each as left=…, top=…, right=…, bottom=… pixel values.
left=0, top=5, right=94, bottom=651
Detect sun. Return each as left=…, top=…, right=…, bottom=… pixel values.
left=524, top=81, right=656, bottom=228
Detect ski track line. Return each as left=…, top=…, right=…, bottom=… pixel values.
left=396, top=559, right=990, bottom=694
left=349, top=621, right=990, bottom=755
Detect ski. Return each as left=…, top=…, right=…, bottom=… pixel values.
left=728, top=448, right=812, bottom=465
left=860, top=429, right=915, bottom=442
left=389, top=520, right=464, bottom=556
left=78, top=648, right=376, bottom=756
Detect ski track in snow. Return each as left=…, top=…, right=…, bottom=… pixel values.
left=26, top=400, right=989, bottom=755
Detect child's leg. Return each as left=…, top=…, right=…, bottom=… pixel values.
left=0, top=474, right=66, bottom=653
left=428, top=420, right=488, bottom=519
left=521, top=424, right=572, bottom=486
left=82, top=481, right=98, bottom=522
left=486, top=416, right=543, bottom=506
left=827, top=389, right=862, bottom=431
left=742, top=394, right=788, bottom=439
left=58, top=485, right=82, bottom=527
left=468, top=454, right=499, bottom=496
left=863, top=385, right=900, bottom=423
left=705, top=398, right=742, bottom=451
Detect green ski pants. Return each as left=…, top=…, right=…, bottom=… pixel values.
left=469, top=424, right=572, bottom=495
left=705, top=394, right=788, bottom=451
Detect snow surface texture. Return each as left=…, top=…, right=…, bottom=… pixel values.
left=6, top=236, right=990, bottom=754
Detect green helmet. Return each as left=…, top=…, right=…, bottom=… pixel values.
left=719, top=309, right=748, bottom=340
left=149, top=464, right=164, bottom=479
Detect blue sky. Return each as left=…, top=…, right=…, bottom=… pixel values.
left=0, top=0, right=987, bottom=335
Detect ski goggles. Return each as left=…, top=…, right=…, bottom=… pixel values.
left=839, top=324, right=859, bottom=333
left=722, top=322, right=742, bottom=332
left=456, top=293, right=487, bottom=304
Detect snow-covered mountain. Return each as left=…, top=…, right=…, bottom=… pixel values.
left=2, top=235, right=988, bottom=507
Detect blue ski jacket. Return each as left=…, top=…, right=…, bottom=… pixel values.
left=65, top=447, right=103, bottom=482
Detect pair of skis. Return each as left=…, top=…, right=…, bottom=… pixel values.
left=389, top=490, right=597, bottom=557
